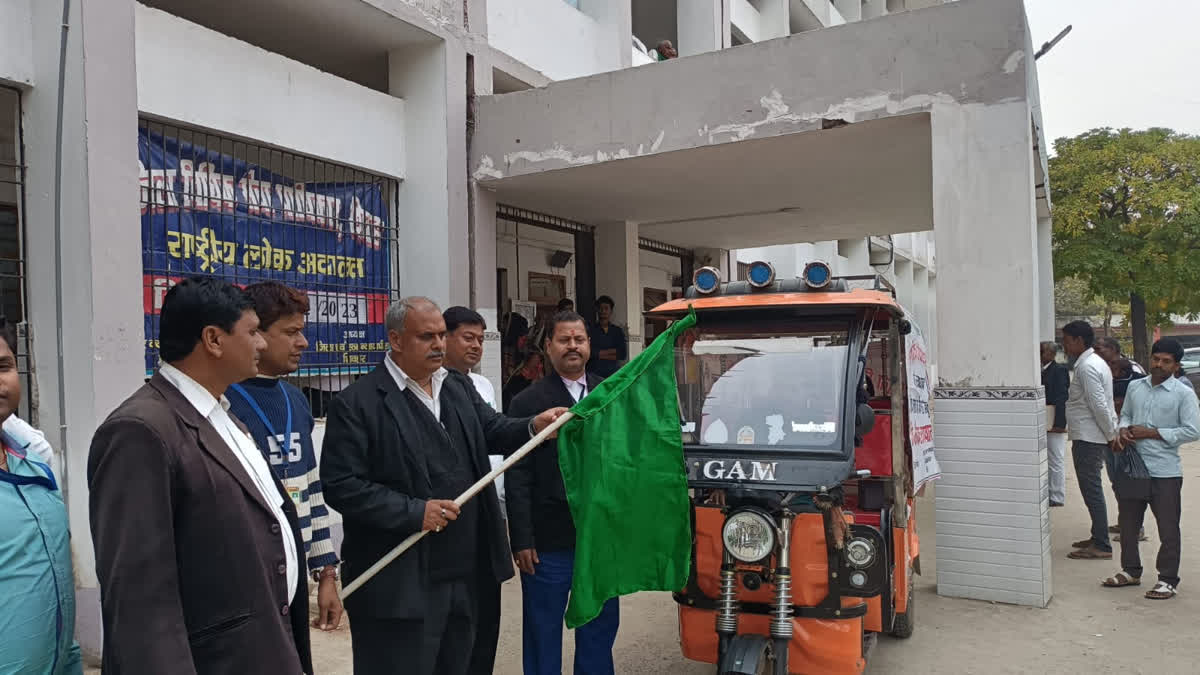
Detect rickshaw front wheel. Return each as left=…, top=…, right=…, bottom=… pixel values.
left=717, top=634, right=774, bottom=675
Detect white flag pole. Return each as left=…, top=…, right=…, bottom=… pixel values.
left=340, top=410, right=576, bottom=600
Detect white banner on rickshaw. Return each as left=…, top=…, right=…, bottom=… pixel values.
left=904, top=319, right=941, bottom=490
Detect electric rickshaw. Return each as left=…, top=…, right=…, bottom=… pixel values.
left=648, top=260, right=924, bottom=675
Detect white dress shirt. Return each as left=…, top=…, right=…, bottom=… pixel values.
left=159, top=364, right=299, bottom=600
left=1066, top=348, right=1118, bottom=444
left=561, top=374, right=588, bottom=403
left=469, top=372, right=497, bottom=409
left=384, top=354, right=449, bottom=420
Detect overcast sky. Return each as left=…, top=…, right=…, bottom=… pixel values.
left=1024, top=0, right=1200, bottom=146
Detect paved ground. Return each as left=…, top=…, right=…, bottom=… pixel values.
left=87, top=445, right=1200, bottom=674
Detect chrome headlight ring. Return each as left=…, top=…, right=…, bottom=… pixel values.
left=722, top=508, right=777, bottom=563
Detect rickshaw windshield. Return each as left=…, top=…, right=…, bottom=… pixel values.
left=675, top=320, right=851, bottom=450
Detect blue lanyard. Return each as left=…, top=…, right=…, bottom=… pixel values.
left=229, top=381, right=293, bottom=476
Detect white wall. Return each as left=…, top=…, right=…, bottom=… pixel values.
left=135, top=4, right=406, bottom=179
left=639, top=248, right=679, bottom=298
left=0, top=0, right=34, bottom=86
left=487, top=0, right=609, bottom=81
left=496, top=220, right=577, bottom=303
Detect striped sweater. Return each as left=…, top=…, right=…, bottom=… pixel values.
left=227, top=377, right=339, bottom=572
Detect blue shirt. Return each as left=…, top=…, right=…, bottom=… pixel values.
left=0, top=433, right=83, bottom=675
left=1118, top=376, right=1200, bottom=478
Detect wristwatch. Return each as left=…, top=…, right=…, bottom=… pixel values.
left=312, top=565, right=339, bottom=583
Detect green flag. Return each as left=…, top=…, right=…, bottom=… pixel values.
left=558, top=307, right=697, bottom=629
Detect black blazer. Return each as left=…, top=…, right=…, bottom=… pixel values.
left=320, top=365, right=534, bottom=619
left=506, top=371, right=605, bottom=553
left=88, top=374, right=312, bottom=675
left=1042, top=361, right=1070, bottom=429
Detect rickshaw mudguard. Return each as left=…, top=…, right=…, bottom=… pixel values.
left=679, top=607, right=867, bottom=674
left=692, top=508, right=835, bottom=607
left=681, top=507, right=868, bottom=674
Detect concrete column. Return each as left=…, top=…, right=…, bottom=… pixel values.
left=1036, top=216, right=1054, bottom=340
left=20, top=0, right=143, bottom=659
left=693, top=246, right=730, bottom=281
left=580, top=0, right=634, bottom=70
left=913, top=265, right=931, bottom=339
left=760, top=0, right=790, bottom=39
left=467, top=51, right=504, bottom=403
left=595, top=221, right=643, bottom=358
left=678, top=0, right=730, bottom=56
left=930, top=100, right=1049, bottom=608
left=893, top=256, right=913, bottom=311
left=837, top=237, right=869, bottom=275
left=389, top=40, right=468, bottom=307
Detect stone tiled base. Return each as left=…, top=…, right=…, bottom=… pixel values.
left=932, top=387, right=1051, bottom=607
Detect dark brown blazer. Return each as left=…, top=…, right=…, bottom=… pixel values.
left=88, top=373, right=313, bottom=675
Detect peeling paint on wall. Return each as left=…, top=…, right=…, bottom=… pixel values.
left=701, top=89, right=960, bottom=144
left=473, top=88, right=1020, bottom=180
left=1002, top=50, right=1024, bottom=74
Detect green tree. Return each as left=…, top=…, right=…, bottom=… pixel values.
left=1051, top=128, right=1200, bottom=365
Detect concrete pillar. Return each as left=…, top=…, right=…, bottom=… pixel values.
left=580, top=0, right=634, bottom=70
left=693, top=246, right=730, bottom=281
left=390, top=40, right=468, bottom=307
left=893, top=256, right=913, bottom=311
left=913, top=265, right=931, bottom=340
left=595, top=222, right=643, bottom=358
left=678, top=0, right=730, bottom=57
left=930, top=100, right=1049, bottom=608
left=19, top=0, right=143, bottom=659
left=1036, top=216, right=1054, bottom=340
left=837, top=237, right=869, bottom=275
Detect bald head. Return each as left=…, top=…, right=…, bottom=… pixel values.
left=386, top=297, right=446, bottom=382
left=386, top=296, right=440, bottom=334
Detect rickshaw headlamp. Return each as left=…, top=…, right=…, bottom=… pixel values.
left=844, top=537, right=877, bottom=569
left=722, top=509, right=777, bottom=563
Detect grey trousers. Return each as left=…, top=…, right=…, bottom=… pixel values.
left=1072, top=440, right=1112, bottom=552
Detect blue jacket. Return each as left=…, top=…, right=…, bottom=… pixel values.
left=0, top=431, right=83, bottom=675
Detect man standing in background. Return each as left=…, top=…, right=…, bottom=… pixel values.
left=1104, top=338, right=1200, bottom=599
left=587, top=295, right=627, bottom=378
left=443, top=305, right=504, bottom=675
left=227, top=281, right=342, bottom=632
left=1041, top=342, right=1069, bottom=507
left=1062, top=321, right=1119, bottom=561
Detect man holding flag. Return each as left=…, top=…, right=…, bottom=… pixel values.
left=320, top=297, right=565, bottom=675
left=507, top=310, right=618, bottom=674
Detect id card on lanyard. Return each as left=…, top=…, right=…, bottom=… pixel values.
left=230, top=382, right=295, bottom=484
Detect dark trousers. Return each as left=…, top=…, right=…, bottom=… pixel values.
left=349, top=578, right=476, bottom=675
left=1120, top=477, right=1184, bottom=587
left=467, top=580, right=502, bottom=675
left=521, top=550, right=620, bottom=675
left=1072, top=441, right=1112, bottom=552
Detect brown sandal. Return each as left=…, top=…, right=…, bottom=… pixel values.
left=1101, top=572, right=1140, bottom=587
left=1068, top=545, right=1112, bottom=560
left=1072, top=538, right=1095, bottom=549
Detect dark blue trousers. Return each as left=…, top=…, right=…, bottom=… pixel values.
left=520, top=549, right=620, bottom=675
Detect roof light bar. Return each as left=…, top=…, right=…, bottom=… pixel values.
left=693, top=266, right=722, bottom=294
left=802, top=261, right=832, bottom=289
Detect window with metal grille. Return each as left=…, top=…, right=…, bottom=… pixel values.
left=0, top=86, right=34, bottom=424
left=139, top=120, right=400, bottom=415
